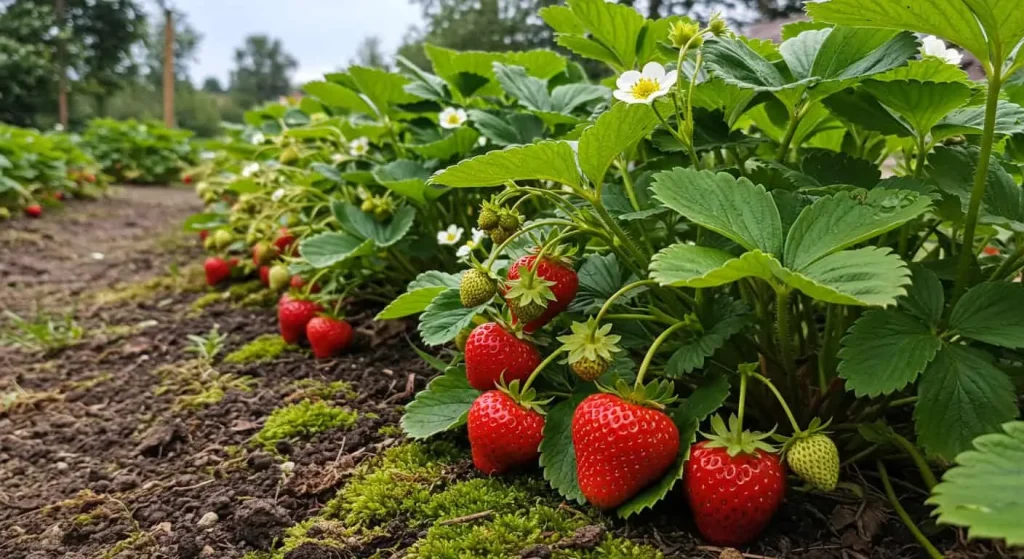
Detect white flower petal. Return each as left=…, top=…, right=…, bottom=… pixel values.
left=646, top=89, right=669, bottom=102
left=471, top=228, right=486, bottom=244
left=456, top=245, right=471, bottom=258
left=613, top=89, right=637, bottom=103
left=660, top=70, right=679, bottom=91
left=641, top=62, right=666, bottom=81
left=616, top=70, right=642, bottom=91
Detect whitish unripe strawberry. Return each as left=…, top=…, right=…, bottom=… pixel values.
left=787, top=433, right=839, bottom=491
left=460, top=269, right=496, bottom=307
left=212, top=229, right=233, bottom=249
left=268, top=265, right=291, bottom=291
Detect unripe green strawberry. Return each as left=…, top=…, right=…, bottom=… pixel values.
left=478, top=207, right=499, bottom=231
left=212, top=229, right=233, bottom=249
left=571, top=357, right=609, bottom=381
left=498, top=210, right=520, bottom=231
left=454, top=328, right=472, bottom=351
left=0, top=207, right=11, bottom=220
left=489, top=227, right=511, bottom=245
left=507, top=298, right=546, bottom=324
left=203, top=236, right=216, bottom=251
left=268, top=264, right=291, bottom=291
left=460, top=269, right=496, bottom=307
left=787, top=434, right=839, bottom=491
left=373, top=205, right=392, bottom=221
left=361, top=198, right=376, bottom=213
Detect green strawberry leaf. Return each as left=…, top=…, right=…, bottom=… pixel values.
left=539, top=386, right=596, bottom=505
left=915, top=344, right=1019, bottom=461
left=401, top=366, right=480, bottom=439
left=429, top=141, right=583, bottom=189
left=949, top=283, right=1024, bottom=349
left=375, top=287, right=447, bottom=321
left=838, top=309, right=942, bottom=397
left=616, top=415, right=699, bottom=518
left=665, top=298, right=750, bottom=377
left=652, top=168, right=784, bottom=255
left=900, top=265, right=945, bottom=327
left=677, top=372, right=731, bottom=424
left=418, top=289, right=487, bottom=346
left=775, top=247, right=912, bottom=307
left=332, top=202, right=417, bottom=248
left=578, top=100, right=662, bottom=188
left=408, top=270, right=461, bottom=290
left=494, top=63, right=552, bottom=112
left=298, top=232, right=374, bottom=269
left=784, top=189, right=932, bottom=270
left=649, top=246, right=778, bottom=288
left=407, top=127, right=480, bottom=161
left=927, top=421, right=1024, bottom=546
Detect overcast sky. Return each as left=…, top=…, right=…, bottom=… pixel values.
left=162, top=0, right=423, bottom=86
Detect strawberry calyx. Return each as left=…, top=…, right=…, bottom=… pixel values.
left=700, top=414, right=778, bottom=458
left=778, top=416, right=833, bottom=456
left=497, top=378, right=552, bottom=416
left=557, top=318, right=621, bottom=371
left=526, top=241, right=577, bottom=270
left=598, top=378, right=677, bottom=409
left=504, top=266, right=556, bottom=323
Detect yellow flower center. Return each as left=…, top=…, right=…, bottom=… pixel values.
left=446, top=114, right=462, bottom=125
left=630, top=78, right=660, bottom=100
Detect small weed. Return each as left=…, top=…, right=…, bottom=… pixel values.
left=1, top=309, right=83, bottom=352
left=65, top=372, right=113, bottom=392
left=224, top=334, right=293, bottom=365
left=254, top=400, right=359, bottom=451
left=0, top=381, right=63, bottom=415
left=186, top=325, right=228, bottom=362
left=155, top=360, right=256, bottom=411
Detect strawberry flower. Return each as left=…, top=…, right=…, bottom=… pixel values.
left=241, top=162, right=260, bottom=177
left=437, top=224, right=464, bottom=246
left=920, top=35, right=962, bottom=66
left=613, top=62, right=678, bottom=105
left=439, top=107, right=468, bottom=129
left=349, top=137, right=370, bottom=157
left=456, top=228, right=486, bottom=258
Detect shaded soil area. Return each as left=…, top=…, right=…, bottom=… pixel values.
left=0, top=191, right=999, bottom=559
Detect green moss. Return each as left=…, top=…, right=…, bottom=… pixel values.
left=254, top=400, right=358, bottom=450
left=155, top=360, right=256, bottom=410
left=93, top=264, right=204, bottom=305
left=377, top=425, right=403, bottom=438
left=190, top=292, right=223, bottom=311
left=223, top=334, right=293, bottom=365
left=227, top=280, right=265, bottom=299
left=237, top=289, right=280, bottom=308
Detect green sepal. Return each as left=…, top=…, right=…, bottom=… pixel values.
left=597, top=378, right=677, bottom=409
left=557, top=318, right=622, bottom=366
left=701, top=414, right=778, bottom=457
left=498, top=378, right=553, bottom=415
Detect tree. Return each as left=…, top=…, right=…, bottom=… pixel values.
left=401, top=0, right=559, bottom=59
left=201, top=77, right=224, bottom=94
left=145, top=8, right=201, bottom=89
left=229, top=34, right=297, bottom=108
left=352, top=36, right=389, bottom=69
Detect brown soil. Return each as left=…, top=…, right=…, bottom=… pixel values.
left=0, top=189, right=1000, bottom=559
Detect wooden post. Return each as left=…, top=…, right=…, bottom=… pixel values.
left=162, top=8, right=175, bottom=127
left=55, top=0, right=68, bottom=129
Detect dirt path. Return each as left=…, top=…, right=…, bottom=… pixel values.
left=0, top=191, right=983, bottom=559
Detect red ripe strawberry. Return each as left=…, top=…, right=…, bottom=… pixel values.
left=290, top=274, right=321, bottom=294
left=571, top=393, right=679, bottom=509
left=684, top=434, right=786, bottom=546
left=183, top=175, right=193, bottom=184
left=54, top=192, right=65, bottom=201
left=278, top=296, right=323, bottom=344
left=506, top=255, right=578, bottom=333
left=199, top=229, right=209, bottom=242
left=24, top=204, right=43, bottom=218
left=274, top=227, right=296, bottom=255
left=252, top=241, right=278, bottom=266
left=204, top=257, right=232, bottom=286
left=467, top=390, right=544, bottom=474
left=259, top=265, right=271, bottom=286
left=85, top=173, right=96, bottom=183
left=463, top=322, right=541, bottom=391
left=306, top=316, right=353, bottom=358
left=984, top=245, right=1000, bottom=256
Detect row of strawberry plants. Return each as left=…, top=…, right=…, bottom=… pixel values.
left=0, top=124, right=107, bottom=220
left=185, top=0, right=1024, bottom=551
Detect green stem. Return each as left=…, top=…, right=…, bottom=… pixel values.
left=892, top=433, right=938, bottom=490
left=617, top=158, right=641, bottom=212
left=591, top=195, right=648, bottom=263
left=483, top=219, right=578, bottom=269
left=736, top=370, right=748, bottom=433
left=952, top=69, right=1003, bottom=305
left=877, top=461, right=943, bottom=559
left=596, top=279, right=658, bottom=323
left=914, top=135, right=929, bottom=179
left=776, top=288, right=796, bottom=373
left=521, top=348, right=566, bottom=393
left=602, top=313, right=677, bottom=325
left=749, top=372, right=801, bottom=433
left=776, top=104, right=805, bottom=162
left=635, top=322, right=689, bottom=389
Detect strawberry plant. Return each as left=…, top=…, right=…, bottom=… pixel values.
left=394, top=0, right=1024, bottom=550
left=81, top=118, right=195, bottom=184
left=0, top=124, right=105, bottom=216
left=178, top=0, right=1024, bottom=551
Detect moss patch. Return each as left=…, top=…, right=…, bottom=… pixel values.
left=223, top=334, right=293, bottom=365
left=270, top=442, right=664, bottom=559
left=93, top=263, right=204, bottom=306
left=253, top=400, right=358, bottom=451
left=286, top=378, right=357, bottom=401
